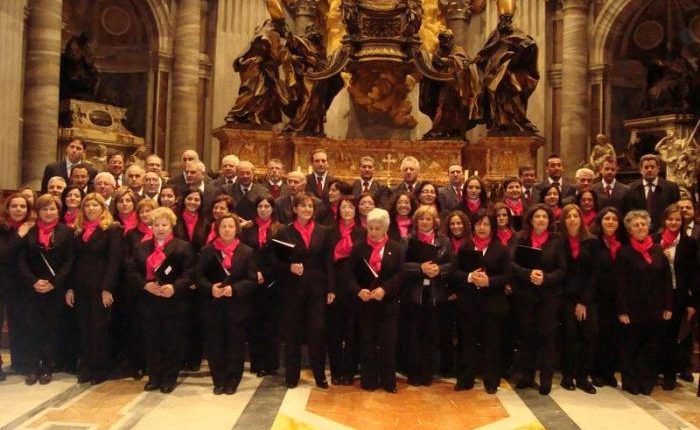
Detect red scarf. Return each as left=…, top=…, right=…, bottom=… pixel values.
left=530, top=230, right=549, bottom=249
left=256, top=217, right=272, bottom=247
left=551, top=206, right=562, bottom=220
left=331, top=203, right=339, bottom=221
left=568, top=235, right=580, bottom=259
left=36, top=220, right=58, bottom=250
left=333, top=220, right=355, bottom=261
left=450, top=236, right=465, bottom=253
left=630, top=236, right=654, bottom=264
left=146, top=234, right=173, bottom=280
left=63, top=210, right=78, bottom=227
left=660, top=228, right=680, bottom=249
left=81, top=219, right=100, bottom=242
left=396, top=215, right=411, bottom=239
left=293, top=219, right=315, bottom=249
left=138, top=222, right=153, bottom=242
left=360, top=216, right=367, bottom=228
left=119, top=211, right=138, bottom=234
left=367, top=235, right=389, bottom=273
left=417, top=230, right=435, bottom=244
left=8, top=219, right=23, bottom=230
left=466, top=198, right=481, bottom=213
left=206, top=223, right=217, bottom=244
left=473, top=235, right=491, bottom=252
left=182, top=210, right=198, bottom=242
left=213, top=237, right=240, bottom=270
left=505, top=198, right=523, bottom=216
left=604, top=234, right=621, bottom=260
left=497, top=228, right=513, bottom=246
left=582, top=210, right=597, bottom=227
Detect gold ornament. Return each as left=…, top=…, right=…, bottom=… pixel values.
left=266, top=0, right=285, bottom=20
left=495, top=0, right=515, bottom=16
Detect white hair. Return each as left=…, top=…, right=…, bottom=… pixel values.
left=400, top=156, right=420, bottom=172
left=94, top=172, right=116, bottom=185
left=48, top=176, right=67, bottom=187
left=366, top=208, right=390, bottom=230
left=575, top=168, right=594, bottom=179
left=191, top=160, right=206, bottom=173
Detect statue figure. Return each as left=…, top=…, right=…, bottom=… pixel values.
left=284, top=24, right=344, bottom=135
left=655, top=129, right=699, bottom=189
left=404, top=0, right=423, bottom=37
left=225, top=18, right=294, bottom=126
left=341, top=0, right=360, bottom=36
left=588, top=133, right=617, bottom=172
left=643, top=50, right=698, bottom=115
left=473, top=9, right=540, bottom=134
left=420, top=30, right=481, bottom=139
left=60, top=32, right=100, bottom=101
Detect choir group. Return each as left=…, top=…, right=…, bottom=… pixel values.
left=0, top=139, right=698, bottom=399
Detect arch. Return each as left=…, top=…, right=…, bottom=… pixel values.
left=139, top=0, right=174, bottom=55
left=590, top=0, right=648, bottom=66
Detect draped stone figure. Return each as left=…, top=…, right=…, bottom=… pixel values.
left=225, top=19, right=294, bottom=126
left=60, top=32, right=100, bottom=102
left=420, top=30, right=481, bottom=139
left=474, top=14, right=540, bottom=134
left=284, top=25, right=344, bottom=135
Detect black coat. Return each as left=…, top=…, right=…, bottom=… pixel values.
left=127, top=238, right=195, bottom=315
left=652, top=232, right=696, bottom=309
left=329, top=223, right=366, bottom=299
left=342, top=238, right=405, bottom=301
left=592, top=236, right=622, bottom=301
left=271, top=223, right=335, bottom=296
left=509, top=233, right=566, bottom=299
left=449, top=239, right=511, bottom=314
left=18, top=223, right=75, bottom=298
left=622, top=178, right=680, bottom=230
left=562, top=236, right=598, bottom=306
left=174, top=213, right=210, bottom=254
left=0, top=227, right=26, bottom=301
left=71, top=224, right=122, bottom=295
left=195, top=243, right=257, bottom=321
left=615, top=243, right=673, bottom=322
left=238, top=222, right=278, bottom=284
left=402, top=233, right=453, bottom=306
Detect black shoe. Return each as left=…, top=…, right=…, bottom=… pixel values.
left=384, top=386, right=398, bottom=393
left=25, top=374, right=39, bottom=386
left=407, top=377, right=421, bottom=387
left=316, top=379, right=329, bottom=389
left=183, top=363, right=201, bottom=372
left=331, top=377, right=343, bottom=386
left=679, top=372, right=694, bottom=383
left=661, top=379, right=676, bottom=391
left=256, top=371, right=267, bottom=378
left=515, top=379, right=535, bottom=389
left=603, top=374, right=618, bottom=388
left=341, top=377, right=353, bottom=386
left=39, top=372, right=52, bottom=385
left=592, top=377, right=605, bottom=388
left=622, top=384, right=638, bottom=395
left=160, top=384, right=175, bottom=394
left=133, top=369, right=145, bottom=381
left=224, top=385, right=237, bottom=395
left=560, top=377, right=575, bottom=391
left=539, top=384, right=551, bottom=395
left=144, top=380, right=160, bottom=391
left=454, top=379, right=474, bottom=391
left=213, top=386, right=224, bottom=395
left=91, top=377, right=106, bottom=386
left=286, top=380, right=298, bottom=389
left=576, top=380, right=597, bottom=394
left=362, top=386, right=376, bottom=392
left=77, top=375, right=91, bottom=384
left=485, top=385, right=498, bottom=394
left=639, top=386, right=653, bottom=396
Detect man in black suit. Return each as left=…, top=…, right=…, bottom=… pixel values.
left=438, top=164, right=464, bottom=213
left=678, top=198, right=700, bottom=240
left=533, top=154, right=575, bottom=200
left=69, top=163, right=93, bottom=194
left=622, top=154, right=681, bottom=230
left=93, top=172, right=116, bottom=207
left=143, top=171, right=161, bottom=201
left=562, top=167, right=595, bottom=206
left=258, top=158, right=289, bottom=199
left=41, top=139, right=96, bottom=193
left=126, top=164, right=146, bottom=199
left=107, top=151, right=126, bottom=188
left=168, top=149, right=202, bottom=195
left=519, top=165, right=538, bottom=207
left=203, top=154, right=239, bottom=212
left=217, top=161, right=265, bottom=221
left=352, top=156, right=390, bottom=206
left=591, top=156, right=629, bottom=211
left=276, top=171, right=325, bottom=224
left=46, top=176, right=67, bottom=197
left=391, top=155, right=421, bottom=195
left=305, top=148, right=335, bottom=201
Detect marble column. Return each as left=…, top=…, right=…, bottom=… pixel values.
left=21, top=0, right=63, bottom=189
left=0, top=0, right=28, bottom=189
left=169, top=0, right=201, bottom=171
left=286, top=0, right=320, bottom=33
left=560, top=0, right=590, bottom=174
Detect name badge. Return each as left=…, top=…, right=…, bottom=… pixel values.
left=164, top=266, right=172, bottom=275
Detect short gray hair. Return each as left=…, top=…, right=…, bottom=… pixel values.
left=48, top=176, right=67, bottom=187
left=94, top=172, right=116, bottom=185
left=400, top=156, right=420, bottom=172
left=623, top=210, right=651, bottom=230
left=366, top=208, right=390, bottom=230
left=575, top=168, right=594, bottom=179
left=191, top=160, right=206, bottom=173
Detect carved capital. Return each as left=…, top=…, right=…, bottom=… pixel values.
left=283, top=0, right=321, bottom=18
left=438, top=0, right=485, bottom=21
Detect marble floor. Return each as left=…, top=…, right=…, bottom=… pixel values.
left=0, top=354, right=698, bottom=430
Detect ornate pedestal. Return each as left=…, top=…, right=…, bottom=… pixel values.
left=58, top=99, right=145, bottom=170
left=463, top=135, right=544, bottom=180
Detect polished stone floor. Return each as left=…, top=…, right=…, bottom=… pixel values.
left=0, top=353, right=698, bottom=430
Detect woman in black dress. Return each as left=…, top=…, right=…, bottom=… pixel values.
left=510, top=204, right=566, bottom=395
left=271, top=192, right=335, bottom=389
left=196, top=213, right=256, bottom=394
left=128, top=207, right=194, bottom=393
left=67, top=193, right=122, bottom=385
left=18, top=194, right=74, bottom=385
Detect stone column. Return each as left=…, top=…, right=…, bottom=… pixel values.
left=286, top=0, right=320, bottom=33
left=21, top=0, right=63, bottom=188
left=438, top=0, right=472, bottom=51
left=169, top=0, right=201, bottom=171
left=560, top=0, right=590, bottom=175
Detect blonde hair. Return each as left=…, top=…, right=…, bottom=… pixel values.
left=35, top=194, right=62, bottom=213
left=149, top=206, right=177, bottom=227
left=76, top=193, right=113, bottom=232
left=412, top=205, right=440, bottom=230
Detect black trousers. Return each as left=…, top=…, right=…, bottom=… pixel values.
left=109, top=280, right=144, bottom=374
left=76, top=292, right=112, bottom=380
left=278, top=291, right=326, bottom=384
left=658, top=292, right=691, bottom=382
left=358, top=300, right=399, bottom=390
left=457, top=297, right=504, bottom=388
left=620, top=321, right=660, bottom=392
left=406, top=302, right=440, bottom=384
left=203, top=304, right=247, bottom=389
left=326, top=295, right=358, bottom=380
left=7, top=296, right=31, bottom=372
left=25, top=295, right=63, bottom=374
left=438, top=301, right=457, bottom=376
left=183, top=289, right=203, bottom=369
left=561, top=299, right=598, bottom=381
left=515, top=293, right=561, bottom=387
left=142, top=309, right=186, bottom=386
left=593, top=293, right=619, bottom=380
left=248, top=288, right=279, bottom=374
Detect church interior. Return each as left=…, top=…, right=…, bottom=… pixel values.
left=1, top=0, right=700, bottom=429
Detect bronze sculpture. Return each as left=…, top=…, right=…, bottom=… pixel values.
left=420, top=30, right=481, bottom=139
left=60, top=32, right=100, bottom=102
left=474, top=11, right=540, bottom=134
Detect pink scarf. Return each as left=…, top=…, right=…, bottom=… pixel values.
left=604, top=234, right=620, bottom=261
left=256, top=217, right=272, bottom=248
left=119, top=211, right=138, bottom=234
left=505, top=198, right=523, bottom=216
left=466, top=198, right=481, bottom=213
left=582, top=210, right=597, bottom=227
left=367, top=235, right=389, bottom=273
left=417, top=230, right=435, bottom=245
left=450, top=236, right=465, bottom=253
left=293, top=219, right=315, bottom=249
left=63, top=210, right=78, bottom=228
left=213, top=237, right=240, bottom=270
left=473, top=235, right=491, bottom=252
left=660, top=228, right=680, bottom=249
left=36, top=220, right=58, bottom=250
left=630, top=236, right=653, bottom=264
left=530, top=230, right=549, bottom=249
left=138, top=222, right=153, bottom=242
left=497, top=228, right=513, bottom=246
left=206, top=223, right=217, bottom=245
left=568, top=235, right=580, bottom=259
left=182, top=210, right=198, bottom=242
left=333, top=221, right=355, bottom=261
left=396, top=215, right=411, bottom=239
left=81, top=219, right=100, bottom=242
left=146, top=234, right=173, bottom=280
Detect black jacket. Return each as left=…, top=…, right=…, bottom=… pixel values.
left=562, top=236, right=598, bottom=306
left=174, top=213, right=210, bottom=254
left=402, top=233, right=453, bottom=306
left=343, top=238, right=405, bottom=303
left=509, top=232, right=566, bottom=299
left=652, top=232, right=696, bottom=309
left=0, top=227, right=26, bottom=300
left=18, top=223, right=75, bottom=298
left=71, top=224, right=122, bottom=295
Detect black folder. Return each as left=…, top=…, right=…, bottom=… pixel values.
left=271, top=238, right=299, bottom=263
left=406, top=238, right=438, bottom=263
left=514, top=245, right=543, bottom=269
left=154, top=254, right=182, bottom=285
left=457, top=249, right=484, bottom=272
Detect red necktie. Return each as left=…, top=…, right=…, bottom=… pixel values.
left=646, top=182, right=655, bottom=211
left=270, top=184, right=280, bottom=198
left=316, top=176, right=323, bottom=196
left=362, top=181, right=370, bottom=193
left=605, top=185, right=612, bottom=197
left=455, top=186, right=462, bottom=201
